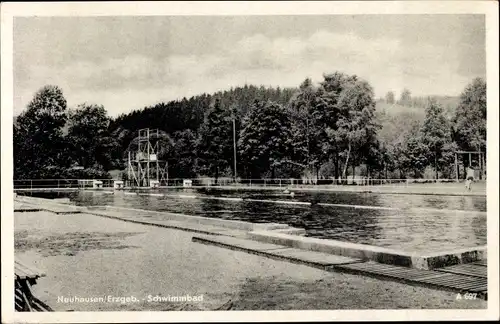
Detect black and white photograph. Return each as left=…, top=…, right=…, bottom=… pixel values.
left=1, top=1, right=498, bottom=322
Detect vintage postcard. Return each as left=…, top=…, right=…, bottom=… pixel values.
left=1, top=1, right=498, bottom=323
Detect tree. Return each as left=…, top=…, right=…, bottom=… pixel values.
left=333, top=80, right=379, bottom=178
left=385, top=91, right=395, bottom=104
left=196, top=98, right=233, bottom=182
left=395, top=122, right=429, bottom=178
left=13, top=123, right=26, bottom=179
left=310, top=72, right=358, bottom=179
left=238, top=101, right=294, bottom=178
left=288, top=78, right=317, bottom=170
left=109, top=126, right=133, bottom=168
left=171, top=129, right=198, bottom=178
left=453, top=78, right=486, bottom=154
left=420, top=98, right=451, bottom=179
left=67, top=103, right=116, bottom=171
left=439, top=141, right=459, bottom=178
left=14, top=85, right=69, bottom=179
left=362, top=139, right=386, bottom=178
left=399, top=88, right=412, bottom=105
left=290, top=72, right=380, bottom=180
left=307, top=86, right=334, bottom=177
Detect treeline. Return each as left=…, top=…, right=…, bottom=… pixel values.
left=377, top=78, right=486, bottom=179
left=382, top=89, right=460, bottom=119
left=14, top=87, right=119, bottom=179
left=13, top=73, right=486, bottom=181
left=108, top=85, right=296, bottom=171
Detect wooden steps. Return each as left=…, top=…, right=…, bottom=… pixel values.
left=192, top=235, right=363, bottom=270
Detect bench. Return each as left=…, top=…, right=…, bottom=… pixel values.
left=15, top=260, right=52, bottom=312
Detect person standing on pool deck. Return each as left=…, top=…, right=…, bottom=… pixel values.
left=465, top=166, right=475, bottom=191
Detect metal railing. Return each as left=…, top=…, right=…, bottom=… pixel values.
left=14, top=177, right=478, bottom=190
left=13, top=179, right=114, bottom=190
left=150, top=177, right=463, bottom=188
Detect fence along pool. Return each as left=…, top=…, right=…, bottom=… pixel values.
left=14, top=177, right=469, bottom=191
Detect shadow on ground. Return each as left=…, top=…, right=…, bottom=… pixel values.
left=15, top=230, right=143, bottom=257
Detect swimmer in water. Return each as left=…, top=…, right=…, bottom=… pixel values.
left=290, top=192, right=295, bottom=197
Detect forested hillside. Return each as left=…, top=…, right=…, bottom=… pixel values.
left=13, top=73, right=486, bottom=182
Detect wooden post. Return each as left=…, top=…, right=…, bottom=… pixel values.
left=128, top=151, right=131, bottom=187
left=233, top=118, right=237, bottom=181
left=434, top=154, right=438, bottom=180
left=483, top=152, right=486, bottom=179
left=469, top=152, right=472, bottom=167
left=481, top=153, right=485, bottom=180
left=478, top=153, right=482, bottom=180
left=455, top=153, right=459, bottom=182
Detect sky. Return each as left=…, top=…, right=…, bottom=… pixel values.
left=13, top=15, right=486, bottom=117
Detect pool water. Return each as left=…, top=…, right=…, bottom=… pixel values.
left=25, top=188, right=487, bottom=253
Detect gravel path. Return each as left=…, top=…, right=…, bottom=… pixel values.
left=15, top=211, right=486, bottom=311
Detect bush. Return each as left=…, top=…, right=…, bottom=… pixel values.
left=64, top=167, right=111, bottom=179
left=318, top=161, right=336, bottom=178
left=357, top=164, right=368, bottom=177
left=422, top=166, right=436, bottom=180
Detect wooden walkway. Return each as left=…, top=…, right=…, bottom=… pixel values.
left=335, top=261, right=487, bottom=299
left=436, top=262, right=487, bottom=278
left=193, top=235, right=488, bottom=300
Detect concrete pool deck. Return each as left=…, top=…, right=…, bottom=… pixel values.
left=14, top=210, right=487, bottom=311
left=247, top=230, right=486, bottom=270
left=12, top=196, right=489, bottom=306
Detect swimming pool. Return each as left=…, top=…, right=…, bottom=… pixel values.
left=24, top=188, right=487, bottom=253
